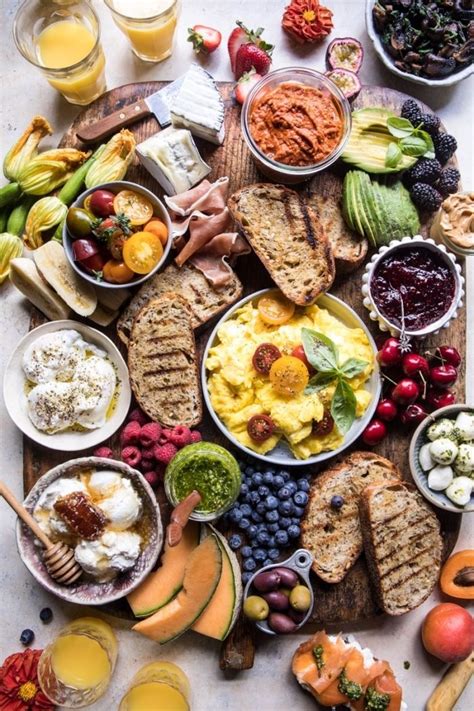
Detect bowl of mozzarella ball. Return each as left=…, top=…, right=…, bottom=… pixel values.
left=410, top=405, right=474, bottom=513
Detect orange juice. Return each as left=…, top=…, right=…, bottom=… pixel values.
left=119, top=661, right=190, bottom=711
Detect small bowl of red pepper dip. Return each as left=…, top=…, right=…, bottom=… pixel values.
left=241, top=67, right=351, bottom=184
left=362, top=236, right=464, bottom=338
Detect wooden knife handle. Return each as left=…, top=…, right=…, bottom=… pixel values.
left=76, top=99, right=151, bottom=143
left=427, top=654, right=474, bottom=710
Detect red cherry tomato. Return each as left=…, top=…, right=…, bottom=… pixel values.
left=312, top=411, right=334, bottom=436
left=72, top=238, right=98, bottom=262
left=80, top=252, right=106, bottom=274
left=362, top=419, right=387, bottom=446
left=392, top=378, right=420, bottom=405
left=430, top=365, right=457, bottom=389
left=376, top=398, right=398, bottom=422
left=437, top=346, right=461, bottom=369
left=378, top=337, right=402, bottom=367
left=247, top=414, right=275, bottom=442
left=426, top=387, right=456, bottom=410
left=291, top=345, right=312, bottom=371
left=400, top=403, right=429, bottom=425
left=252, top=343, right=282, bottom=375
left=402, top=353, right=429, bottom=379
left=89, top=189, right=116, bottom=217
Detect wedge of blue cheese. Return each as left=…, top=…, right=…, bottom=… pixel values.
left=170, top=64, right=225, bottom=145
left=137, top=127, right=211, bottom=195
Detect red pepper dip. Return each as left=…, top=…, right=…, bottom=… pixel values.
left=249, top=82, right=343, bottom=166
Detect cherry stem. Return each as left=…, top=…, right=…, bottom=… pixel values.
left=419, top=372, right=428, bottom=400
left=382, top=372, right=398, bottom=387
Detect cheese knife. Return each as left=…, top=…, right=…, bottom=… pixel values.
left=76, top=77, right=184, bottom=143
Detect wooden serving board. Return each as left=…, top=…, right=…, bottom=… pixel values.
left=23, top=83, right=465, bottom=670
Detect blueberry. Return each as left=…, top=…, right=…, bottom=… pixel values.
left=242, top=571, right=253, bottom=585
left=297, top=478, right=310, bottom=492
left=294, top=491, right=308, bottom=506
left=247, top=525, right=258, bottom=539
left=275, top=530, right=289, bottom=546
left=288, top=524, right=300, bottom=539
left=241, top=546, right=253, bottom=558
left=278, top=486, right=292, bottom=500
left=263, top=471, right=274, bottom=485
left=229, top=507, right=242, bottom=524
left=242, top=493, right=253, bottom=505
left=256, top=522, right=267, bottom=532
left=249, top=491, right=260, bottom=505
left=293, top=505, right=305, bottom=518
left=257, top=530, right=270, bottom=545
left=267, top=535, right=276, bottom=547
left=251, top=472, right=263, bottom=487
left=40, top=607, right=53, bottom=624
left=240, top=503, right=252, bottom=517
left=267, top=522, right=279, bottom=533
left=243, top=557, right=257, bottom=572
left=273, top=474, right=285, bottom=488
left=245, top=466, right=255, bottom=476
left=239, top=517, right=250, bottom=530
left=263, top=558, right=273, bottom=567
left=278, top=500, right=294, bottom=516
left=279, top=516, right=291, bottom=529
left=268, top=548, right=280, bottom=560
left=251, top=510, right=263, bottom=523
left=264, top=495, right=279, bottom=510
left=20, top=629, right=34, bottom=646
left=265, top=510, right=279, bottom=523
left=256, top=502, right=266, bottom=515
left=228, top=534, right=242, bottom=550
left=258, top=485, right=270, bottom=498
left=331, top=495, right=344, bottom=509
left=240, top=481, right=249, bottom=493
left=280, top=470, right=291, bottom=482
left=287, top=481, right=298, bottom=495
left=253, top=548, right=267, bottom=562
left=291, top=517, right=301, bottom=525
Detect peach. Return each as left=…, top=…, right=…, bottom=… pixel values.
left=422, top=602, right=474, bottom=663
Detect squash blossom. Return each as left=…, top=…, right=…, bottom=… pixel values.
left=24, top=196, right=67, bottom=249
left=3, top=115, right=53, bottom=182
left=85, top=129, right=136, bottom=188
left=0, top=233, right=23, bottom=283
left=18, top=148, right=90, bottom=196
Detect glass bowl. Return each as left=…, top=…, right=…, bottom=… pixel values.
left=241, top=67, right=351, bottom=184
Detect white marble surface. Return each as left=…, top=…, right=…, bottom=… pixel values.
left=0, top=1, right=473, bottom=709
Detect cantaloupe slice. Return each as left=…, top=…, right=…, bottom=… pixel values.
left=128, top=521, right=199, bottom=618
left=191, top=526, right=242, bottom=641
left=132, top=534, right=222, bottom=644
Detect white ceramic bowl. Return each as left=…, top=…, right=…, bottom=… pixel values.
left=202, top=289, right=381, bottom=467
left=3, top=320, right=131, bottom=451
left=365, top=0, right=474, bottom=87
left=362, top=236, right=464, bottom=338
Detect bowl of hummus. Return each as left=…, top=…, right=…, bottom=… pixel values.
left=241, top=68, right=351, bottom=184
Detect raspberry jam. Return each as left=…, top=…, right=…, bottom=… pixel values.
left=370, top=246, right=455, bottom=331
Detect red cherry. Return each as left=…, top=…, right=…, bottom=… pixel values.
left=362, top=419, right=387, bottom=446
left=376, top=398, right=398, bottom=422
left=392, top=378, right=420, bottom=405
left=400, top=403, right=429, bottom=426
left=430, top=364, right=458, bottom=389
left=426, top=388, right=456, bottom=410
left=402, top=353, right=429, bottom=379
left=437, top=346, right=461, bottom=369
left=378, top=337, right=402, bottom=367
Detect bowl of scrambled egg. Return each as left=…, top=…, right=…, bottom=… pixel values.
left=203, top=290, right=381, bottom=466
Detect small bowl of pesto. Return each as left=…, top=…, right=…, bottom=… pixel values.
left=164, top=442, right=241, bottom=522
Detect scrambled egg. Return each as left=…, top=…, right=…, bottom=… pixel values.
left=206, top=301, right=374, bottom=460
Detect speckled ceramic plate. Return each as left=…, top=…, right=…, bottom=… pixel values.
left=16, top=457, right=163, bottom=605
left=409, top=404, right=474, bottom=514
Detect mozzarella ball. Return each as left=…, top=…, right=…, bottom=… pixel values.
left=454, top=443, right=474, bottom=474
left=455, top=411, right=474, bottom=442
left=419, top=442, right=435, bottom=471
left=427, top=418, right=457, bottom=442
left=445, top=476, right=473, bottom=507
left=429, top=438, right=459, bottom=465
left=427, top=465, right=454, bottom=491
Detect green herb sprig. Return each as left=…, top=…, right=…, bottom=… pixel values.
left=384, top=116, right=435, bottom=168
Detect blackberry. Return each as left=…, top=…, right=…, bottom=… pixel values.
left=420, top=113, right=441, bottom=136
left=403, top=158, right=442, bottom=187
left=410, top=183, right=443, bottom=212
left=401, top=99, right=422, bottom=126
left=437, top=168, right=461, bottom=197
left=434, top=133, right=457, bottom=164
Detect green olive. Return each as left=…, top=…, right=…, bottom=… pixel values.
left=67, top=207, right=94, bottom=239
left=244, top=595, right=270, bottom=621
left=289, top=585, right=312, bottom=612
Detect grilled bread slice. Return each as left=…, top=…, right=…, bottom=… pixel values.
left=359, top=481, right=442, bottom=616
left=117, top=263, right=243, bottom=345
left=300, top=452, right=401, bottom=583
left=228, top=184, right=335, bottom=305
left=128, top=293, right=202, bottom=427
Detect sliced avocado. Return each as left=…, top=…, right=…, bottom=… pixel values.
left=348, top=171, right=367, bottom=237
left=342, top=171, right=356, bottom=233
left=357, top=172, right=378, bottom=247
left=365, top=179, right=386, bottom=245
left=395, top=181, right=420, bottom=236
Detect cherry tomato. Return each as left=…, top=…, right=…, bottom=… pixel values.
left=247, top=414, right=275, bottom=442
left=252, top=343, right=281, bottom=375
left=144, top=219, right=168, bottom=246
left=80, top=252, right=106, bottom=274
left=392, top=378, right=420, bottom=405
left=376, top=398, right=398, bottom=422
left=72, top=238, right=98, bottom=262
left=425, top=387, right=456, bottom=410
left=430, top=365, right=457, bottom=389
left=257, top=292, right=295, bottom=326
left=378, top=337, right=402, bottom=367
left=103, top=259, right=135, bottom=284
left=123, top=231, right=163, bottom=274
left=402, top=353, right=429, bottom=379
left=400, top=403, right=429, bottom=425
left=312, top=411, right=334, bottom=436
left=269, top=356, right=309, bottom=397
left=291, top=344, right=313, bottom=371
left=113, top=190, right=154, bottom=226
left=89, top=189, right=116, bottom=217
left=362, top=419, right=387, bottom=446
left=66, top=207, right=94, bottom=239
left=436, top=346, right=461, bottom=369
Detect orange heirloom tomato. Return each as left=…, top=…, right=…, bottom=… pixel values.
left=123, top=231, right=163, bottom=274
left=103, top=259, right=135, bottom=284
left=113, top=190, right=154, bottom=226
left=270, top=356, right=309, bottom=397
left=144, top=219, right=168, bottom=246
left=258, top=291, right=295, bottom=325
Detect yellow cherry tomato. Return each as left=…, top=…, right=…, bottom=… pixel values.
left=144, top=219, right=168, bottom=246
left=269, top=356, right=309, bottom=397
left=113, top=190, right=154, bottom=226
left=258, top=292, right=295, bottom=326
left=123, top=231, right=163, bottom=274
left=103, top=259, right=135, bottom=284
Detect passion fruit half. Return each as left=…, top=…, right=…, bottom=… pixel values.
left=326, top=69, right=361, bottom=100
left=326, top=37, right=364, bottom=73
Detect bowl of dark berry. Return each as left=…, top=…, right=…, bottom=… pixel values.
left=362, top=236, right=464, bottom=338
left=366, top=0, right=474, bottom=87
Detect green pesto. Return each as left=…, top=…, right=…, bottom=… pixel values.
left=364, top=686, right=391, bottom=711
left=312, top=645, right=325, bottom=676
left=173, top=456, right=236, bottom=513
left=338, top=668, right=363, bottom=700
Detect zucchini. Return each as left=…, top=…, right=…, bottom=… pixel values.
left=0, top=206, right=9, bottom=232
left=7, top=195, right=36, bottom=237
left=57, top=144, right=106, bottom=206
left=0, top=182, right=22, bottom=209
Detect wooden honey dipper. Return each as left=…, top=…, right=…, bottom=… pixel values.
left=0, top=481, right=83, bottom=585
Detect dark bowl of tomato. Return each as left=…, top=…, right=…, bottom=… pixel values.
left=63, top=180, right=172, bottom=289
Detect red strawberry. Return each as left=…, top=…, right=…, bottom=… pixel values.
left=228, top=21, right=273, bottom=75
left=235, top=43, right=272, bottom=80
left=187, top=25, right=222, bottom=54
left=234, top=68, right=263, bottom=104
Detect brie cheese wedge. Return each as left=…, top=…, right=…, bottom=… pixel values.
left=170, top=64, right=225, bottom=145
left=137, top=126, right=211, bottom=195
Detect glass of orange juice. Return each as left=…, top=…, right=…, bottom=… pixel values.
left=37, top=616, right=118, bottom=708
left=104, top=0, right=180, bottom=63
left=119, top=661, right=190, bottom=710
left=13, top=0, right=106, bottom=105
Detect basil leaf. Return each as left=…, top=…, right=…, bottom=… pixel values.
left=400, top=135, right=429, bottom=157
left=413, top=128, right=435, bottom=158
left=340, top=358, right=369, bottom=379
left=304, top=371, right=337, bottom=394
left=331, top=378, right=356, bottom=435
left=385, top=142, right=402, bottom=168
left=301, top=328, right=338, bottom=373
left=386, top=116, right=415, bottom=139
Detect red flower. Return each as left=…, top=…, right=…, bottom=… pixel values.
left=0, top=650, right=55, bottom=710
left=282, top=0, right=334, bottom=43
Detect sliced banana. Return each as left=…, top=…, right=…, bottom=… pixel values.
left=33, top=241, right=97, bottom=317
left=88, top=303, right=119, bottom=327
left=445, top=476, right=473, bottom=507
left=94, top=284, right=131, bottom=311
left=10, top=258, right=71, bottom=321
